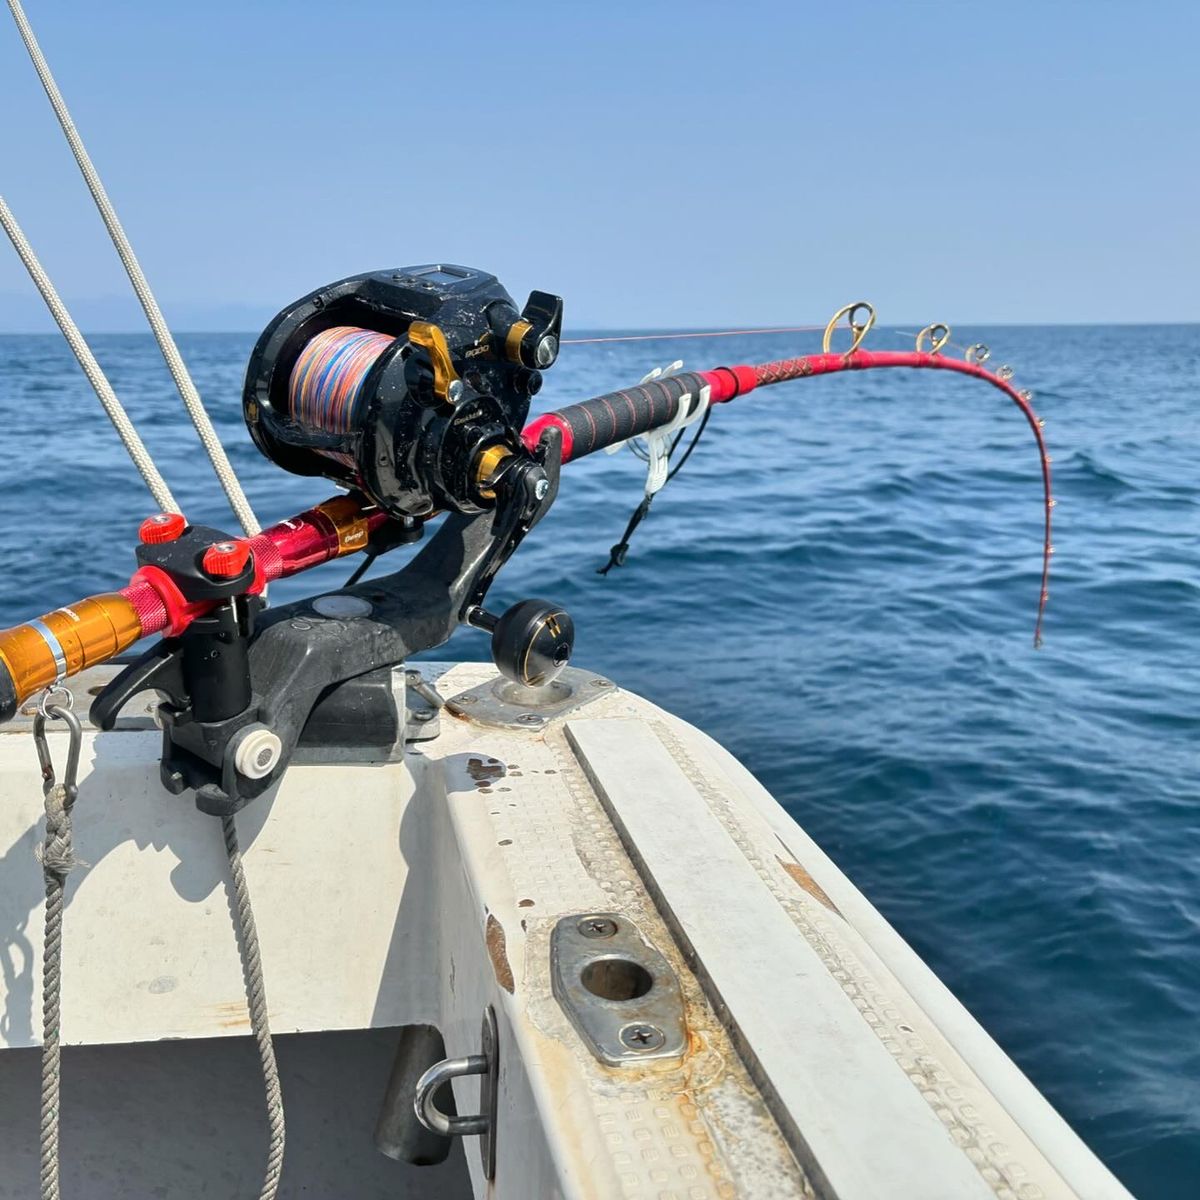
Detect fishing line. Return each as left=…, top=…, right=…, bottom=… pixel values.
left=288, top=326, right=397, bottom=466
left=562, top=325, right=824, bottom=345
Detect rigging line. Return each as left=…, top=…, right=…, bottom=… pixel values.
left=596, top=396, right=714, bottom=575
left=0, top=196, right=180, bottom=514
left=221, top=814, right=286, bottom=1200
left=561, top=325, right=825, bottom=345
left=34, top=701, right=83, bottom=1200
left=5, top=0, right=261, bottom=537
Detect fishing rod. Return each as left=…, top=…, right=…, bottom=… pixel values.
left=0, top=266, right=1052, bottom=813
left=0, top=496, right=400, bottom=717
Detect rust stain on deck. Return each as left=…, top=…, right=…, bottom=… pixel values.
left=485, top=914, right=515, bottom=993
left=467, top=756, right=506, bottom=788
left=776, top=855, right=840, bottom=914
left=212, top=999, right=252, bottom=1030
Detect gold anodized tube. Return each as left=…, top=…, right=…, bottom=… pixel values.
left=313, top=495, right=377, bottom=556
left=0, top=593, right=142, bottom=709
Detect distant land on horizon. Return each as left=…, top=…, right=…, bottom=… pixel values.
left=0, top=292, right=1189, bottom=337
left=0, top=291, right=274, bottom=335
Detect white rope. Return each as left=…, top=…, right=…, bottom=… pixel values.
left=32, top=702, right=84, bottom=1200
left=221, top=814, right=286, bottom=1199
left=8, top=15, right=283, bottom=1194
left=6, top=0, right=261, bottom=537
left=0, top=195, right=180, bottom=514
left=37, top=779, right=72, bottom=1200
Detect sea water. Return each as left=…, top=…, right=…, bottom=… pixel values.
left=0, top=324, right=1195, bottom=1198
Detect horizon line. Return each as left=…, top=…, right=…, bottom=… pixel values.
left=1, top=319, right=1197, bottom=338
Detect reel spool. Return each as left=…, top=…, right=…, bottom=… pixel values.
left=243, top=265, right=563, bottom=519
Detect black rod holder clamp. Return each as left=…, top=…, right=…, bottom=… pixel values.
left=91, top=431, right=565, bottom=816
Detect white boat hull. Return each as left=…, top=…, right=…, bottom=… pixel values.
left=0, top=663, right=1130, bottom=1199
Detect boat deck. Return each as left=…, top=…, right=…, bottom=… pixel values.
left=0, top=663, right=1129, bottom=1199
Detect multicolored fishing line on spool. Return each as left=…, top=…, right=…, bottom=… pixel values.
left=288, top=326, right=396, bottom=465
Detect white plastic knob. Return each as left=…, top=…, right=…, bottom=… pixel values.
left=234, top=727, right=282, bottom=780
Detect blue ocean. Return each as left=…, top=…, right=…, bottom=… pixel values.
left=0, top=324, right=1196, bottom=1198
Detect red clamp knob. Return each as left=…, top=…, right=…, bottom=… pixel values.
left=139, top=512, right=187, bottom=544
left=201, top=539, right=252, bottom=579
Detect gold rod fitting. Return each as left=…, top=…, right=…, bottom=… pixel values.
left=473, top=444, right=514, bottom=501
left=0, top=594, right=142, bottom=709
left=313, top=495, right=376, bottom=556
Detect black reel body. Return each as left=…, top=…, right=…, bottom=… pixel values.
left=95, top=264, right=574, bottom=815
left=243, top=264, right=563, bottom=518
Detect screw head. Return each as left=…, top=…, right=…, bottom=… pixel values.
left=447, top=379, right=464, bottom=405
left=534, top=477, right=550, bottom=500
left=413, top=708, right=434, bottom=723
left=619, top=1023, right=665, bottom=1052
left=577, top=916, right=618, bottom=939
left=517, top=712, right=544, bottom=726
left=535, top=334, right=559, bottom=367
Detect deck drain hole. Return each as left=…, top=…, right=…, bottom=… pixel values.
left=580, top=958, right=653, bottom=1002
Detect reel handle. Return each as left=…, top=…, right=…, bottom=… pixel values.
left=467, top=599, right=575, bottom=688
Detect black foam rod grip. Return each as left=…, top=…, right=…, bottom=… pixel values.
left=553, top=372, right=708, bottom=459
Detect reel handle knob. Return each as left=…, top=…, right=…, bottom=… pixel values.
left=519, top=291, right=563, bottom=368
left=467, top=599, right=574, bottom=688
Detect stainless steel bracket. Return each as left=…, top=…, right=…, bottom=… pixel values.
left=445, top=666, right=614, bottom=730
left=551, top=913, right=687, bottom=1066
left=413, top=1005, right=498, bottom=1179
left=403, top=668, right=443, bottom=742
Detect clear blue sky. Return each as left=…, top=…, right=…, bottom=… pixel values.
left=1, top=0, right=1196, bottom=331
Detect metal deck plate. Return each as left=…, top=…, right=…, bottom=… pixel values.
left=444, top=666, right=614, bottom=729
left=549, top=912, right=687, bottom=1066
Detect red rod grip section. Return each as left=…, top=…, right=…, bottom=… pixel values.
left=127, top=565, right=215, bottom=638
left=259, top=505, right=387, bottom=576
left=699, top=364, right=758, bottom=403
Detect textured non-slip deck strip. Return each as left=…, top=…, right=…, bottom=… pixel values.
left=567, top=717, right=994, bottom=1200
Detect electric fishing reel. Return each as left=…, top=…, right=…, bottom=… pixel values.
left=243, top=264, right=564, bottom=520
left=77, top=263, right=575, bottom=814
